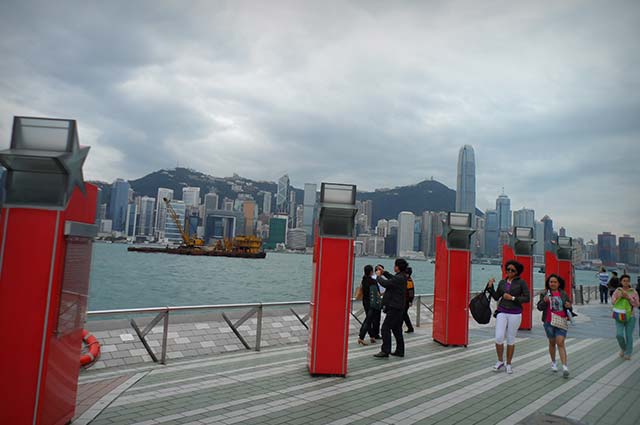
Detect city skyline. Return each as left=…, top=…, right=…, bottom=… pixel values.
left=94, top=166, right=639, bottom=244
left=0, top=2, right=638, bottom=241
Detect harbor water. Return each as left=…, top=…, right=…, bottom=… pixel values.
left=89, top=243, right=635, bottom=311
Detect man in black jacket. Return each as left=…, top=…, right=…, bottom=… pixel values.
left=374, top=258, right=409, bottom=358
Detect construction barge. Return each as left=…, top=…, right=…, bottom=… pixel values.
left=127, top=245, right=266, bottom=258
left=128, top=198, right=266, bottom=258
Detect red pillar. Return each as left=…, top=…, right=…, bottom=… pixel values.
left=0, top=185, right=97, bottom=425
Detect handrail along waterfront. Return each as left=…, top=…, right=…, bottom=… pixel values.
left=85, top=286, right=598, bottom=366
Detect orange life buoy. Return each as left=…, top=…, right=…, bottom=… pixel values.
left=80, top=329, right=101, bottom=366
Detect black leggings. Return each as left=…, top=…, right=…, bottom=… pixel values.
left=359, top=308, right=381, bottom=339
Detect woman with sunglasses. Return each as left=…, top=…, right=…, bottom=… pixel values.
left=487, top=260, right=530, bottom=374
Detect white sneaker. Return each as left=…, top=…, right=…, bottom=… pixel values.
left=506, top=364, right=513, bottom=374
left=562, top=366, right=570, bottom=378
left=551, top=362, right=558, bottom=372
left=493, top=361, right=504, bottom=372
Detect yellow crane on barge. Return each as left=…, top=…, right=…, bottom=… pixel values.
left=163, top=197, right=205, bottom=248
left=127, top=197, right=266, bottom=258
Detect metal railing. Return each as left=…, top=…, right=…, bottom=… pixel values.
left=84, top=285, right=601, bottom=366
left=86, top=294, right=435, bottom=365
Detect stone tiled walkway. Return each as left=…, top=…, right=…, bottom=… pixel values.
left=75, top=304, right=640, bottom=425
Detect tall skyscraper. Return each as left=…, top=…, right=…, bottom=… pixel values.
left=388, top=219, right=399, bottom=236
left=484, top=209, right=499, bottom=257
left=541, top=215, right=554, bottom=252
left=598, top=232, right=617, bottom=266
left=376, top=219, right=389, bottom=238
left=397, top=211, right=415, bottom=256
left=303, top=183, right=317, bottom=246
left=242, top=199, right=257, bottom=235
left=534, top=220, right=545, bottom=256
left=421, top=211, right=447, bottom=257
left=125, top=203, right=138, bottom=238
left=276, top=174, right=290, bottom=214
left=204, top=192, right=219, bottom=214
left=456, top=145, right=476, bottom=215
left=619, top=235, right=636, bottom=265
left=182, top=187, right=201, bottom=208
left=513, top=208, right=535, bottom=228
left=474, top=215, right=485, bottom=256
left=356, top=200, right=373, bottom=233
left=154, top=188, right=174, bottom=240
left=288, top=190, right=296, bottom=228
left=164, top=200, right=186, bottom=243
left=496, top=192, right=511, bottom=231
left=413, top=216, right=422, bottom=252
left=109, top=179, right=131, bottom=232
left=262, top=191, right=272, bottom=215
left=138, top=196, right=155, bottom=236
left=559, top=227, right=567, bottom=237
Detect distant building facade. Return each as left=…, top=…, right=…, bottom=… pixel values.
left=182, top=187, right=201, bottom=208
left=276, top=174, right=290, bottom=214
left=597, top=232, right=617, bottom=266
left=456, top=145, right=476, bottom=215
left=513, top=208, right=535, bottom=228
left=397, top=211, right=415, bottom=256
left=109, top=179, right=130, bottom=232
left=496, top=192, right=511, bottom=232
left=303, top=183, right=317, bottom=246
left=154, top=187, right=174, bottom=240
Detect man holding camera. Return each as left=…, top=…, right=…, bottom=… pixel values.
left=373, top=258, right=409, bottom=358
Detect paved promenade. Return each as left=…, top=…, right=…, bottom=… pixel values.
left=75, top=304, right=640, bottom=425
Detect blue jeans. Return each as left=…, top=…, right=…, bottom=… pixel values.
left=615, top=317, right=637, bottom=357
left=543, top=322, right=568, bottom=339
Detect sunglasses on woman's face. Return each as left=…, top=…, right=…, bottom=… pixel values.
left=506, top=268, right=516, bottom=272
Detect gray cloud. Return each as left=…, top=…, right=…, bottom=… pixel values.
left=1, top=0, right=639, bottom=240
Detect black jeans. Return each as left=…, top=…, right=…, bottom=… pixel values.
left=599, top=285, right=608, bottom=303
left=381, top=307, right=404, bottom=355
left=403, top=305, right=414, bottom=332
left=359, top=308, right=382, bottom=340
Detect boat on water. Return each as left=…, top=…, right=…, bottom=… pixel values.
left=129, top=199, right=266, bottom=258
left=128, top=236, right=266, bottom=259
left=127, top=244, right=266, bottom=258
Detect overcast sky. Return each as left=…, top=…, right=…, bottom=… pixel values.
left=1, top=1, right=638, bottom=241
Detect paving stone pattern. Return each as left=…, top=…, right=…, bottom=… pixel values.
left=77, top=304, right=640, bottom=425
left=85, top=304, right=434, bottom=370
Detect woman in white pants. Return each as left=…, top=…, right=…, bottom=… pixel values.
left=487, top=260, right=530, bottom=374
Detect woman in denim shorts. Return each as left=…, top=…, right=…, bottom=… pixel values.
left=537, top=274, right=572, bottom=378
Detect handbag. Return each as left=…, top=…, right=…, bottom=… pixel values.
left=612, top=291, right=632, bottom=323
left=550, top=313, right=568, bottom=330
left=355, top=286, right=363, bottom=301
left=469, top=289, right=492, bottom=324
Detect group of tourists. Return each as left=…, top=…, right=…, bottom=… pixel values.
left=355, top=258, right=414, bottom=358
left=357, top=257, right=640, bottom=374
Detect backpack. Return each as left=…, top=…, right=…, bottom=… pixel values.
left=612, top=290, right=633, bottom=323
left=470, top=289, right=492, bottom=324
left=369, top=284, right=382, bottom=310
left=406, top=277, right=415, bottom=304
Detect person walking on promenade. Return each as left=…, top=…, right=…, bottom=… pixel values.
left=357, top=265, right=382, bottom=345
left=373, top=258, right=409, bottom=358
left=612, top=274, right=640, bottom=360
left=487, top=260, right=530, bottom=374
left=597, top=267, right=610, bottom=303
left=403, top=267, right=415, bottom=333
left=537, top=274, right=572, bottom=378
left=608, top=271, right=620, bottom=298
